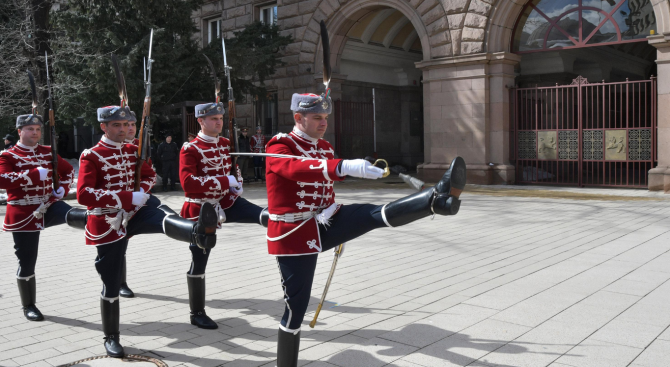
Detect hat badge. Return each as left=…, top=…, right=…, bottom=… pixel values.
left=32, top=117, right=38, bottom=123
left=120, top=111, right=126, bottom=117
left=322, top=100, right=329, bottom=110
left=217, top=106, right=222, bottom=111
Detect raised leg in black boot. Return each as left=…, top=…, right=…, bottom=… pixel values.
left=381, top=156, right=466, bottom=227
left=161, top=203, right=218, bottom=250
left=65, top=208, right=87, bottom=229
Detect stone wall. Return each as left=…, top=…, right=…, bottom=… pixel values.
left=193, top=0, right=670, bottom=188
left=192, top=0, right=502, bottom=135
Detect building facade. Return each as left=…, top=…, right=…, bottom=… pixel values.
left=191, top=0, right=670, bottom=190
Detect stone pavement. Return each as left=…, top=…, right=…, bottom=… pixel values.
left=1, top=184, right=670, bottom=367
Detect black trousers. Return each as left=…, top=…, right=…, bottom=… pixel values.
left=187, top=197, right=264, bottom=276
left=162, top=160, right=178, bottom=188
left=13, top=200, right=73, bottom=278
left=95, top=200, right=170, bottom=300
left=253, top=156, right=264, bottom=167
left=238, top=157, right=250, bottom=178
left=276, top=204, right=386, bottom=331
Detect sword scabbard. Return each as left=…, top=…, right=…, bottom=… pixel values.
left=309, top=304, right=323, bottom=328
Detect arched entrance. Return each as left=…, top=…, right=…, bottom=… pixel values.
left=509, top=0, right=658, bottom=187
left=317, top=3, right=428, bottom=168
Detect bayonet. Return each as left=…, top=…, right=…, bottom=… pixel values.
left=135, top=28, right=154, bottom=192
left=221, top=36, right=240, bottom=167
left=320, top=20, right=331, bottom=90
left=43, top=54, right=60, bottom=190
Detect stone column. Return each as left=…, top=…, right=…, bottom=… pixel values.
left=416, top=53, right=519, bottom=184
left=489, top=52, right=520, bottom=184
left=647, top=36, right=670, bottom=191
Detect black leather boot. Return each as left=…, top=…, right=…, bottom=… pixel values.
left=163, top=203, right=218, bottom=250
left=382, top=157, right=466, bottom=227
left=157, top=204, right=178, bottom=216
left=260, top=208, right=269, bottom=228
left=17, top=277, right=43, bottom=321
left=277, top=328, right=300, bottom=367
left=65, top=208, right=87, bottom=230
left=119, top=258, right=134, bottom=298
left=187, top=275, right=218, bottom=329
left=101, top=299, right=124, bottom=358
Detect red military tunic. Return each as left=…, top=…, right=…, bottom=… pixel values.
left=0, top=143, right=74, bottom=232
left=251, top=134, right=265, bottom=153
left=77, top=136, right=156, bottom=245
left=265, top=128, right=344, bottom=256
left=180, top=132, right=242, bottom=225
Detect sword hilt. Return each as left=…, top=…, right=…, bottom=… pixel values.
left=373, top=159, right=390, bottom=178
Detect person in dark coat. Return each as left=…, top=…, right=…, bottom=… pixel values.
left=157, top=134, right=180, bottom=191
left=4, top=134, right=15, bottom=150
left=237, top=127, right=251, bottom=182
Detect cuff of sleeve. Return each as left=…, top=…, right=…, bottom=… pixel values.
left=140, top=183, right=153, bottom=194
left=326, top=159, right=344, bottom=181
left=27, top=168, right=42, bottom=184
left=118, top=191, right=135, bottom=211
left=216, top=176, right=231, bottom=192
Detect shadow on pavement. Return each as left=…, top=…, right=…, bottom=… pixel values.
left=46, top=309, right=569, bottom=367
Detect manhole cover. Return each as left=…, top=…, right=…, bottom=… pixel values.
left=57, top=355, right=167, bottom=367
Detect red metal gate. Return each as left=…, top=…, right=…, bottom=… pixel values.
left=511, top=76, right=657, bottom=188
left=334, top=100, right=374, bottom=159
left=185, top=113, right=198, bottom=137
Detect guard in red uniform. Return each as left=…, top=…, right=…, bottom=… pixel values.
left=0, top=109, right=79, bottom=322
left=71, top=104, right=220, bottom=358
left=266, top=92, right=466, bottom=366
left=251, top=125, right=265, bottom=181
left=180, top=102, right=268, bottom=329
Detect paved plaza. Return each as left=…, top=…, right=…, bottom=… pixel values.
left=1, top=183, right=670, bottom=367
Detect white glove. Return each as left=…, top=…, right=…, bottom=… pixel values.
left=231, top=185, right=243, bottom=196
left=228, top=175, right=243, bottom=196
left=131, top=192, right=150, bottom=206
left=227, top=175, right=240, bottom=189
left=339, top=159, right=384, bottom=179
left=37, top=167, right=49, bottom=181
left=52, top=186, right=65, bottom=199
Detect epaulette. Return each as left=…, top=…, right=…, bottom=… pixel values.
left=273, top=132, right=289, bottom=141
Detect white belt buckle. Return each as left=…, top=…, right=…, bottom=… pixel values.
left=285, top=213, right=295, bottom=223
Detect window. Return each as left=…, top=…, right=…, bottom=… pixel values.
left=259, top=5, right=277, bottom=26
left=512, top=0, right=656, bottom=53
left=208, top=18, right=221, bottom=44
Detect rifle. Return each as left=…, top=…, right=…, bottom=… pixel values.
left=44, top=52, right=59, bottom=190
left=134, top=29, right=154, bottom=192
left=221, top=36, right=239, bottom=167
